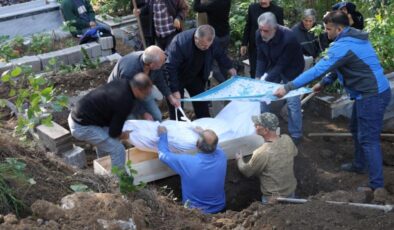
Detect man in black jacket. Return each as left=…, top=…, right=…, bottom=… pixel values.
left=193, top=0, right=232, bottom=82
left=108, top=46, right=179, bottom=121
left=165, top=25, right=236, bottom=119
left=241, top=0, right=284, bottom=78
left=134, top=0, right=189, bottom=50
left=255, top=12, right=305, bottom=144
left=332, top=2, right=364, bottom=30
left=68, top=74, right=152, bottom=168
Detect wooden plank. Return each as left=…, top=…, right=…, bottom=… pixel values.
left=93, top=135, right=264, bottom=183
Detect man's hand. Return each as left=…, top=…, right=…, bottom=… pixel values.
left=119, top=131, right=131, bottom=140
left=235, top=152, right=243, bottom=160
left=133, top=8, right=141, bottom=17
left=240, top=46, right=247, bottom=56
left=173, top=18, right=181, bottom=30
left=274, top=86, right=288, bottom=98
left=312, top=83, right=323, bottom=93
left=143, top=112, right=154, bottom=121
left=228, top=68, right=237, bottom=77
left=158, top=126, right=167, bottom=135
left=168, top=94, right=181, bottom=108
left=172, top=91, right=181, bottom=100
left=89, top=21, right=97, bottom=28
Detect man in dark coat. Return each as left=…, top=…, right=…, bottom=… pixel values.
left=165, top=25, right=236, bottom=119
left=255, top=12, right=305, bottom=144
left=241, top=0, right=284, bottom=78
left=332, top=1, right=364, bottom=30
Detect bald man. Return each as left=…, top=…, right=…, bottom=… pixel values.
left=69, top=73, right=152, bottom=168
left=157, top=126, right=227, bottom=214
left=108, top=46, right=179, bottom=121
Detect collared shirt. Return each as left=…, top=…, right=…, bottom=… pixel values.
left=153, top=0, right=176, bottom=37
left=158, top=132, right=227, bottom=214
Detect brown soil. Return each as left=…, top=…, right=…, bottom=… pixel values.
left=1, top=57, right=394, bottom=229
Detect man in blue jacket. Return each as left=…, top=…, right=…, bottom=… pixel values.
left=157, top=126, right=227, bottom=214
left=165, top=25, right=236, bottom=119
left=275, top=11, right=391, bottom=192
left=255, top=12, right=305, bottom=144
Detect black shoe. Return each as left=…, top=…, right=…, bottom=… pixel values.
left=340, top=162, right=367, bottom=174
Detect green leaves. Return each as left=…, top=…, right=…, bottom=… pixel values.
left=111, top=160, right=146, bottom=195
left=1, top=65, right=69, bottom=137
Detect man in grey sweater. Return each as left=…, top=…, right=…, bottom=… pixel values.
left=108, top=46, right=179, bottom=121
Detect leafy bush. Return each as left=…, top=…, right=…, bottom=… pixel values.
left=112, top=161, right=146, bottom=195
left=365, top=3, right=394, bottom=72
left=0, top=66, right=69, bottom=137
left=229, top=0, right=252, bottom=48
left=0, top=158, right=35, bottom=216
left=93, top=0, right=131, bottom=17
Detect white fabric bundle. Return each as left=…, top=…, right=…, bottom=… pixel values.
left=123, top=101, right=260, bottom=152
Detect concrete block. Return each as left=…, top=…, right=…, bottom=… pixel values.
left=10, top=55, right=41, bottom=72
left=62, top=46, right=83, bottom=65
left=63, top=145, right=86, bottom=169
left=99, top=37, right=114, bottom=50
left=90, top=42, right=102, bottom=58
left=101, top=49, right=113, bottom=57
left=0, top=62, right=13, bottom=75
left=38, top=50, right=68, bottom=71
left=80, top=43, right=93, bottom=58
left=36, top=121, right=72, bottom=153
left=105, top=53, right=122, bottom=63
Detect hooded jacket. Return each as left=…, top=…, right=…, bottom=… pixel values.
left=286, top=27, right=390, bottom=99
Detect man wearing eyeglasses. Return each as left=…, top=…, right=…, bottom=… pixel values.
left=165, top=25, right=237, bottom=119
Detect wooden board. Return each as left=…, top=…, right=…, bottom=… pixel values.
left=93, top=134, right=263, bottom=183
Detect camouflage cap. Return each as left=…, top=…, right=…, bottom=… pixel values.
left=251, top=112, right=279, bottom=131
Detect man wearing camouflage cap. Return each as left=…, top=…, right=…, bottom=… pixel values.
left=236, top=112, right=298, bottom=204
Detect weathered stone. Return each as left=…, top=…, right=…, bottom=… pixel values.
left=3, top=214, right=18, bottom=225
left=63, top=46, right=83, bottom=65
left=62, top=146, right=86, bottom=169
left=105, top=53, right=121, bottom=63
left=38, top=50, right=68, bottom=71
left=10, top=55, right=41, bottom=72
left=101, top=49, right=113, bottom=57
left=99, top=36, right=114, bottom=50
left=36, top=121, right=72, bottom=154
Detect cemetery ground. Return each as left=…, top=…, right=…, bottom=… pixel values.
left=0, top=61, right=394, bottom=229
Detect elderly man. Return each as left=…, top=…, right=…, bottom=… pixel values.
left=236, top=112, right=298, bottom=204
left=157, top=126, right=227, bottom=213
left=241, top=0, right=284, bottom=78
left=134, top=0, right=189, bottom=49
left=68, top=73, right=152, bottom=168
left=292, top=9, right=329, bottom=59
left=108, top=46, right=179, bottom=121
left=275, top=11, right=391, bottom=192
left=166, top=25, right=237, bottom=119
left=255, top=12, right=305, bottom=144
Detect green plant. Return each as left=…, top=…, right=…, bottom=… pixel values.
left=0, top=36, right=25, bottom=62
left=111, top=161, right=146, bottom=195
left=29, top=34, right=52, bottom=54
left=365, top=3, right=394, bottom=72
left=0, top=66, right=69, bottom=137
left=0, top=158, right=35, bottom=216
left=229, top=0, right=252, bottom=48
left=62, top=20, right=78, bottom=35
left=95, top=0, right=131, bottom=17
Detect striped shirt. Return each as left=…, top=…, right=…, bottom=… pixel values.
left=153, top=0, right=176, bottom=37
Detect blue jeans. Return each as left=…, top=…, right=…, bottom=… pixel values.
left=261, top=95, right=302, bottom=139
left=68, top=114, right=126, bottom=168
left=349, top=89, right=391, bottom=189
left=131, top=93, right=162, bottom=121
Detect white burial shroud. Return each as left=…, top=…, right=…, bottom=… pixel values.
left=122, top=101, right=261, bottom=153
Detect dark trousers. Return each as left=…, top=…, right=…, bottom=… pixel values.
left=156, top=32, right=177, bottom=50
left=168, top=77, right=210, bottom=120
left=248, top=44, right=257, bottom=78
left=212, top=34, right=231, bottom=83
left=349, top=89, right=391, bottom=189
